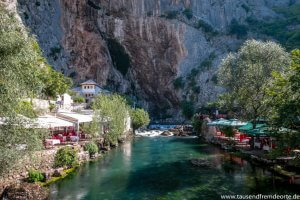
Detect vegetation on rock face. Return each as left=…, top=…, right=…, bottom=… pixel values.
left=92, top=94, right=129, bottom=145
left=130, top=108, right=150, bottom=131
left=87, top=0, right=101, bottom=10
left=164, top=11, right=179, bottom=19
left=217, top=40, right=290, bottom=126
left=229, top=19, right=248, bottom=38
left=182, top=8, right=193, bottom=20
left=173, top=77, right=185, bottom=90
left=27, top=169, right=44, bottom=183
left=107, top=38, right=131, bottom=76
left=246, top=4, right=300, bottom=50
left=54, top=147, right=78, bottom=168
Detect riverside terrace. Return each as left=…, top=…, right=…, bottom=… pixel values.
left=0, top=111, right=95, bottom=147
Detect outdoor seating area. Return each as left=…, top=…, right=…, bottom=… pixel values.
left=208, top=118, right=299, bottom=158
left=34, top=112, right=94, bottom=148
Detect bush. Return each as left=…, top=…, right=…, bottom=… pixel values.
left=173, top=77, right=185, bottom=89
left=196, top=19, right=214, bottom=33
left=73, top=96, right=85, bottom=104
left=229, top=19, right=248, bottom=38
left=220, top=127, right=234, bottom=137
left=183, top=8, right=193, bottom=19
left=130, top=108, right=150, bottom=130
left=192, top=115, right=203, bottom=135
left=181, top=100, right=195, bottom=120
left=84, top=142, right=99, bottom=157
left=28, top=169, right=44, bottom=183
left=165, top=11, right=179, bottom=19
left=54, top=147, right=78, bottom=168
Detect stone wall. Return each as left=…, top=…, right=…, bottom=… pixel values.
left=0, top=145, right=90, bottom=195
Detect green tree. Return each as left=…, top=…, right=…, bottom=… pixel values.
left=0, top=8, right=47, bottom=175
left=73, top=96, right=85, bottom=104
left=92, top=94, right=129, bottom=145
left=130, top=108, right=150, bottom=131
left=40, top=64, right=72, bottom=99
left=267, top=49, right=300, bottom=129
left=181, top=100, right=195, bottom=120
left=217, top=40, right=290, bottom=127
left=84, top=142, right=99, bottom=157
left=54, top=147, right=78, bottom=168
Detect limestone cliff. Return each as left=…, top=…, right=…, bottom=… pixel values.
left=2, top=0, right=299, bottom=117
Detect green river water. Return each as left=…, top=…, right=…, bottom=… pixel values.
left=50, top=137, right=300, bottom=200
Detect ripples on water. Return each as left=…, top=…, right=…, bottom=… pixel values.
left=50, top=136, right=300, bottom=200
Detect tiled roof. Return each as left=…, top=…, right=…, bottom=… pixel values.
left=80, top=80, right=98, bottom=85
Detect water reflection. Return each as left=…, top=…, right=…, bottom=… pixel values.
left=50, top=137, right=300, bottom=200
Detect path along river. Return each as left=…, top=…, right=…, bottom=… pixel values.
left=50, top=136, right=300, bottom=200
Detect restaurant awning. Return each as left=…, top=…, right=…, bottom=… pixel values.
left=56, top=111, right=93, bottom=123
left=207, top=118, right=230, bottom=126
left=207, top=119, right=246, bottom=127
left=245, top=127, right=269, bottom=137
left=34, top=115, right=74, bottom=129
left=238, top=123, right=267, bottom=132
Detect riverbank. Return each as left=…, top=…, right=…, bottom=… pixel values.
left=0, top=132, right=134, bottom=199
left=49, top=136, right=300, bottom=199
left=207, top=137, right=300, bottom=185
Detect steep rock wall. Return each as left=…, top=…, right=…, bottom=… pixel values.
left=6, top=0, right=299, bottom=116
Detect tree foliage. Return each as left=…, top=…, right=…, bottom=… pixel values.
left=267, top=49, right=300, bottom=130
left=54, top=147, right=78, bottom=168
left=40, top=64, right=72, bottom=99
left=92, top=94, right=129, bottom=145
left=0, top=8, right=48, bottom=176
left=217, top=40, right=290, bottom=126
left=130, top=108, right=150, bottom=130
left=84, top=142, right=99, bottom=157
left=181, top=100, right=195, bottom=120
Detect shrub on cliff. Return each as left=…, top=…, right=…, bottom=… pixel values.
left=54, top=147, right=78, bottom=168
left=84, top=142, right=99, bottom=157
left=130, top=108, right=150, bottom=131
left=173, top=77, right=184, bottom=90
left=183, top=8, right=193, bottom=19
left=27, top=169, right=44, bottom=183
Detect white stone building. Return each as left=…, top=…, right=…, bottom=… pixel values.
left=72, top=80, right=109, bottom=103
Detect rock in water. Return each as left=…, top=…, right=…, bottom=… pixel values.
left=161, top=131, right=172, bottom=136
left=191, top=159, right=212, bottom=168
left=1, top=183, right=49, bottom=200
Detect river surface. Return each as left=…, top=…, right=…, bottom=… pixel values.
left=50, top=137, right=299, bottom=200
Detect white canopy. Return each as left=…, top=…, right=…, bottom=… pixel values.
left=57, top=111, right=93, bottom=123
left=35, top=115, right=74, bottom=128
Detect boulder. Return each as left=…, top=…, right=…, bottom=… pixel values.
left=52, top=168, right=64, bottom=177
left=190, top=159, right=212, bottom=168
left=161, top=131, right=173, bottom=136
left=1, top=183, right=49, bottom=200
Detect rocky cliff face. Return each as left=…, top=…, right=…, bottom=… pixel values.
left=3, top=0, right=299, bottom=117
